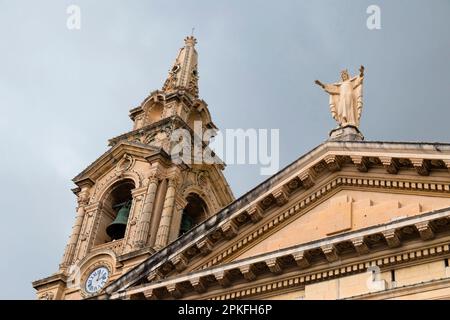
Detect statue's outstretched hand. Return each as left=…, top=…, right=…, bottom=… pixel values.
left=315, top=80, right=325, bottom=88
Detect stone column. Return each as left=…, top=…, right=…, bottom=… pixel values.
left=122, top=189, right=146, bottom=254
left=74, top=202, right=101, bottom=261
left=60, top=188, right=89, bottom=269
left=133, top=174, right=160, bottom=249
left=154, top=178, right=178, bottom=249
left=168, top=199, right=187, bottom=243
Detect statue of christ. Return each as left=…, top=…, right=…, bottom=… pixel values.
left=315, top=66, right=364, bottom=128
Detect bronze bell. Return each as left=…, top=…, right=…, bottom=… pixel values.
left=179, top=213, right=195, bottom=236
left=106, top=201, right=131, bottom=240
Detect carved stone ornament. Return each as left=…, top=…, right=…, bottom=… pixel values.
left=39, top=292, right=54, bottom=300
left=116, top=154, right=135, bottom=173
left=77, top=193, right=90, bottom=207
left=197, top=171, right=209, bottom=188
left=144, top=133, right=157, bottom=145
left=80, top=232, right=89, bottom=242
left=148, top=170, right=161, bottom=184
left=168, top=175, right=182, bottom=189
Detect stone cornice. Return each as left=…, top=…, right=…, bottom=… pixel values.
left=111, top=211, right=450, bottom=299
left=128, top=90, right=198, bottom=121
left=72, top=141, right=162, bottom=184
left=117, top=247, right=155, bottom=263
left=108, top=115, right=222, bottom=169
left=32, top=272, right=67, bottom=290
left=196, top=175, right=450, bottom=271
left=206, top=245, right=450, bottom=300
left=344, top=276, right=450, bottom=300
left=128, top=90, right=165, bottom=121
left=103, top=141, right=450, bottom=297
left=108, top=116, right=188, bottom=147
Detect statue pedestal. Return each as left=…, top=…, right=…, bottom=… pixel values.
left=328, top=125, right=364, bottom=141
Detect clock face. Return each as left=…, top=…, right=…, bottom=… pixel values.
left=85, top=267, right=109, bottom=294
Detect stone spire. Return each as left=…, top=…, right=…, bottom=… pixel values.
left=162, top=36, right=199, bottom=98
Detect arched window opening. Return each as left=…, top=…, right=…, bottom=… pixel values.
left=179, top=193, right=208, bottom=236
left=187, top=110, right=202, bottom=130
left=145, top=103, right=163, bottom=125
left=95, top=180, right=134, bottom=245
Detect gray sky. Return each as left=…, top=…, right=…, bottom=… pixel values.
left=0, top=0, right=449, bottom=299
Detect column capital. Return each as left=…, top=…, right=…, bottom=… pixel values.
left=76, top=199, right=89, bottom=209
left=76, top=192, right=90, bottom=207
left=167, top=176, right=181, bottom=189
left=148, top=170, right=162, bottom=184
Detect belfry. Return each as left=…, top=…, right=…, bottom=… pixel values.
left=34, top=37, right=450, bottom=300
left=33, top=36, right=234, bottom=299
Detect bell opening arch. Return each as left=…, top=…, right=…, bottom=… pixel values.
left=178, top=193, right=209, bottom=237
left=94, top=179, right=135, bottom=245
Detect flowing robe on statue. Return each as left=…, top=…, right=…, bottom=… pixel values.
left=323, top=75, right=363, bottom=127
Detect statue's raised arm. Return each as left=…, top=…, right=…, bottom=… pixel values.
left=352, top=65, right=365, bottom=88
left=315, top=79, right=339, bottom=95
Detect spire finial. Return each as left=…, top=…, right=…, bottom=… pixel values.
left=162, top=36, right=199, bottom=98
left=184, top=35, right=197, bottom=47
left=191, top=27, right=195, bottom=37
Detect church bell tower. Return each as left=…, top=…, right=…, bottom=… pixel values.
left=32, top=36, right=234, bottom=300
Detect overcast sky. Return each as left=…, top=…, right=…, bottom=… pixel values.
left=0, top=0, right=449, bottom=299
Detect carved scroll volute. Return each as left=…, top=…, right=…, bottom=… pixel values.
left=77, top=188, right=90, bottom=208
left=148, top=170, right=161, bottom=185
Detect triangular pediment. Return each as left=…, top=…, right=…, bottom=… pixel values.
left=232, top=189, right=450, bottom=261
left=104, top=141, right=450, bottom=298
left=72, top=141, right=167, bottom=187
